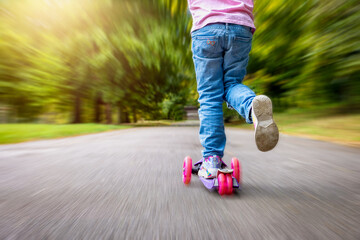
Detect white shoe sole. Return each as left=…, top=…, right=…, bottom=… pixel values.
left=198, top=168, right=218, bottom=179
left=252, top=95, right=279, bottom=152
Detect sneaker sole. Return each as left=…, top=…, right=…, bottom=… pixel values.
left=198, top=168, right=218, bottom=179
left=252, top=95, right=279, bottom=152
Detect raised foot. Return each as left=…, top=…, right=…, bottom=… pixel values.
left=252, top=95, right=279, bottom=152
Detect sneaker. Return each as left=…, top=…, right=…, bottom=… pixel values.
left=251, top=95, right=279, bottom=152
left=198, top=155, right=222, bottom=179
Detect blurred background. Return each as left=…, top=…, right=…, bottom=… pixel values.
left=0, top=0, right=359, bottom=144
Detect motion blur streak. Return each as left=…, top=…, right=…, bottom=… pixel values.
left=0, top=0, right=359, bottom=124
left=0, top=127, right=359, bottom=239
left=0, top=0, right=192, bottom=123
left=0, top=1, right=359, bottom=239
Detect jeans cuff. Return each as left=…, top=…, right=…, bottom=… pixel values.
left=226, top=102, right=234, bottom=110
left=246, top=106, right=253, bottom=124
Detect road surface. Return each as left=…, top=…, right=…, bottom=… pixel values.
left=0, top=127, right=359, bottom=239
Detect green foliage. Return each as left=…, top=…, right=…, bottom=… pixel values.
left=248, top=0, right=360, bottom=110
left=0, top=0, right=193, bottom=123
left=0, top=0, right=358, bottom=123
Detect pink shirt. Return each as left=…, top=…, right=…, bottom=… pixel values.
left=187, top=0, right=255, bottom=33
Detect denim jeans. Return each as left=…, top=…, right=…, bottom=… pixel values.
left=191, top=23, right=256, bottom=158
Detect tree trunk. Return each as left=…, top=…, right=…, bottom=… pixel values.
left=105, top=103, right=112, bottom=124
left=117, top=103, right=124, bottom=124
left=132, top=108, right=137, bottom=123
left=73, top=94, right=82, bottom=123
left=125, top=111, right=130, bottom=123
left=94, top=93, right=102, bottom=123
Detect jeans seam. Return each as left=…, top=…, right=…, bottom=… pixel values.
left=193, top=55, right=223, bottom=61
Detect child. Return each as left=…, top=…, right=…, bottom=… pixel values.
left=187, top=0, right=279, bottom=178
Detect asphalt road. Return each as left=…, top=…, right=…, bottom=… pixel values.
left=0, top=127, right=359, bottom=240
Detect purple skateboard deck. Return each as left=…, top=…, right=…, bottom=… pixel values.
left=199, top=176, right=240, bottom=191
left=193, top=158, right=241, bottom=191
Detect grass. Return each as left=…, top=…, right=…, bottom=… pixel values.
left=228, top=111, right=360, bottom=148
left=1, top=111, right=359, bottom=147
left=131, top=120, right=173, bottom=127
left=0, top=124, right=131, bottom=144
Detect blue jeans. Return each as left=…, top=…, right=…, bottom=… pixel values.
left=191, top=23, right=256, bottom=158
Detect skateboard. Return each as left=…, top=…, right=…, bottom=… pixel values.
left=182, top=156, right=241, bottom=195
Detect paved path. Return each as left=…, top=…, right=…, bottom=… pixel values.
left=0, top=127, right=359, bottom=239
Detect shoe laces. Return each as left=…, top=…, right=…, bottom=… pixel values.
left=203, top=155, right=221, bottom=168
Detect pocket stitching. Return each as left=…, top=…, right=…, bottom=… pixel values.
left=235, top=37, right=251, bottom=42
left=195, top=36, right=218, bottom=40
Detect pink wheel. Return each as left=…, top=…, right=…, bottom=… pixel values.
left=231, top=157, right=241, bottom=184
left=226, top=174, right=233, bottom=195
left=218, top=173, right=226, bottom=195
left=183, top=156, right=192, bottom=184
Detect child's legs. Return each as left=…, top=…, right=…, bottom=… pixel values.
left=223, top=25, right=255, bottom=123
left=191, top=26, right=226, bottom=157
